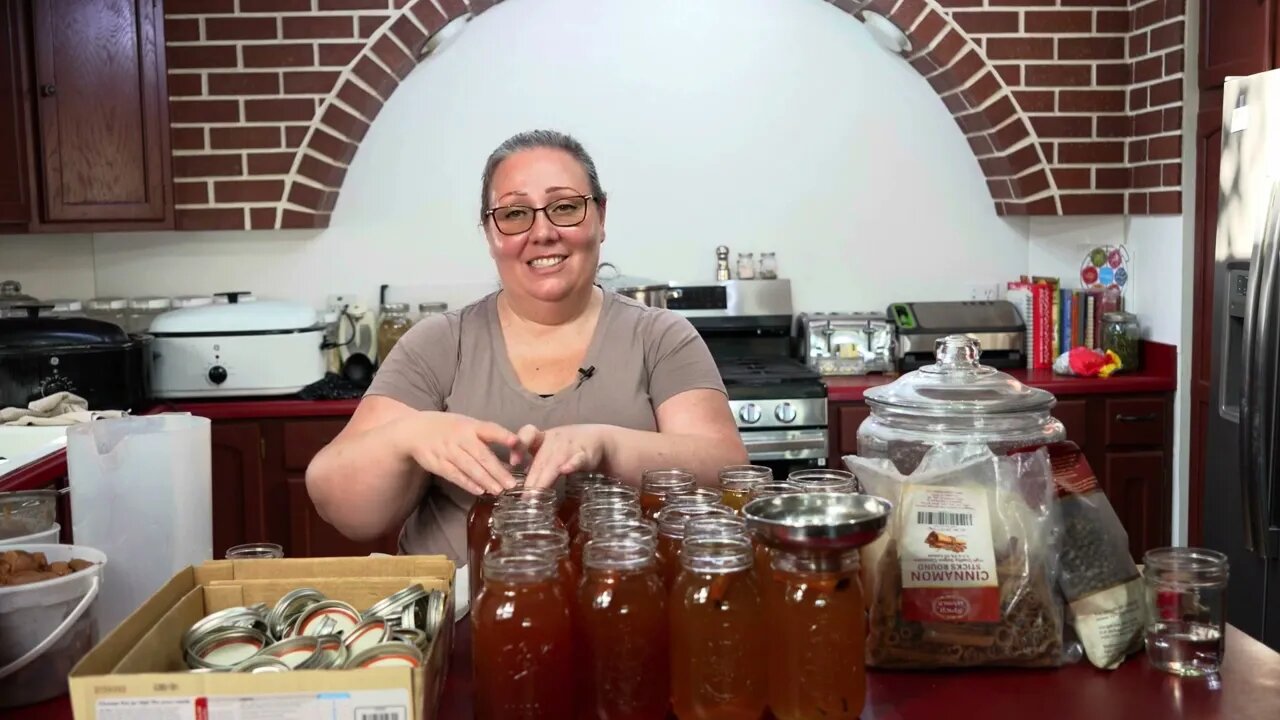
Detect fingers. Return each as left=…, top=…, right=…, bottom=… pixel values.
left=558, top=450, right=590, bottom=476
left=474, top=421, right=520, bottom=450
left=431, top=457, right=485, bottom=497
left=455, top=442, right=511, bottom=495
left=508, top=424, right=543, bottom=468
left=463, top=438, right=520, bottom=492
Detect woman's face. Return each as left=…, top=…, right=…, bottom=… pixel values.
left=484, top=147, right=605, bottom=305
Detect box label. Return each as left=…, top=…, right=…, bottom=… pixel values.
left=96, top=689, right=411, bottom=720
left=899, top=484, right=1000, bottom=623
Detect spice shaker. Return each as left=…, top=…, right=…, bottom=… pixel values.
left=715, top=246, right=731, bottom=281
left=737, top=252, right=756, bottom=280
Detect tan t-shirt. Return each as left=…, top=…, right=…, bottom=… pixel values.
left=364, top=289, right=726, bottom=563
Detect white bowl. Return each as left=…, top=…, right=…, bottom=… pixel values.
left=0, top=523, right=61, bottom=547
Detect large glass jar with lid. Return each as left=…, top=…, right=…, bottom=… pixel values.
left=858, top=334, right=1065, bottom=474
left=377, top=303, right=413, bottom=363
left=417, top=301, right=447, bottom=324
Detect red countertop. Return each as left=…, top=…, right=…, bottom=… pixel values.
left=825, top=341, right=1177, bottom=403
left=17, top=620, right=1280, bottom=720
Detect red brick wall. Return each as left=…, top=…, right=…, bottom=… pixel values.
left=163, top=0, right=1185, bottom=230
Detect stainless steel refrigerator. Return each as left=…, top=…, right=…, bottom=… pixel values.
left=1207, top=68, right=1280, bottom=651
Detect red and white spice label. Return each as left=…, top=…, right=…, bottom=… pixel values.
left=899, top=484, right=1000, bottom=623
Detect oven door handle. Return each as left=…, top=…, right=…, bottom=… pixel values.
left=740, top=429, right=829, bottom=460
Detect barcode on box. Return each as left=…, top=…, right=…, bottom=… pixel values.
left=917, top=511, right=973, bottom=526
left=356, top=709, right=406, bottom=720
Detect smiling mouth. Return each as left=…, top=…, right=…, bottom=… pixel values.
left=528, top=256, right=567, bottom=269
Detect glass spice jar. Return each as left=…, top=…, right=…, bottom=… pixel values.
left=377, top=303, right=413, bottom=363
left=670, top=536, right=767, bottom=720
left=473, top=553, right=574, bottom=720
left=578, top=538, right=669, bottom=720
left=737, top=253, right=756, bottom=280
left=1101, top=311, right=1141, bottom=373
left=417, top=301, right=447, bottom=324
left=767, top=547, right=867, bottom=720
left=719, top=465, right=773, bottom=512
left=758, top=252, right=778, bottom=280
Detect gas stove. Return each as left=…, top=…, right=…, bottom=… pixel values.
left=668, top=280, right=828, bottom=466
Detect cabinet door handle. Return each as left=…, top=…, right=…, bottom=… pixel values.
left=39, top=83, right=56, bottom=97
left=1115, top=413, right=1157, bottom=423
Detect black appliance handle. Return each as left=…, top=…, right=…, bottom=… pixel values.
left=1240, top=181, right=1280, bottom=559
left=1115, top=413, right=1157, bottom=424
left=10, top=304, right=55, bottom=318
left=214, top=291, right=252, bottom=304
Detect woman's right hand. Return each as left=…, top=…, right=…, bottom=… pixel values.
left=396, top=411, right=523, bottom=496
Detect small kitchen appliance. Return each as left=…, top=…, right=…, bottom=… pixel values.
left=149, top=292, right=325, bottom=398
left=887, top=300, right=1025, bottom=371
left=794, top=312, right=895, bottom=375
left=665, top=279, right=829, bottom=474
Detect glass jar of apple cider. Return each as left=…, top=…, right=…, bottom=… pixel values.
left=562, top=472, right=617, bottom=536
left=476, top=504, right=555, bottom=601
left=578, top=538, right=669, bottom=720
left=656, top=504, right=734, bottom=591
left=473, top=552, right=574, bottom=720
left=466, top=493, right=499, bottom=607
left=718, top=465, right=773, bottom=512
left=506, top=527, right=577, bottom=629
left=670, top=536, right=767, bottom=720
left=767, top=547, right=867, bottom=720
left=570, top=500, right=642, bottom=573
left=664, top=487, right=723, bottom=509
left=640, top=469, right=696, bottom=520
left=746, top=482, right=803, bottom=593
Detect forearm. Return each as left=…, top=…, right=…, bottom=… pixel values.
left=598, top=425, right=748, bottom=487
left=306, top=415, right=427, bottom=541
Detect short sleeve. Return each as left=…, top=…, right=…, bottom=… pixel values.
left=644, top=310, right=727, bottom=408
left=364, top=313, right=459, bottom=411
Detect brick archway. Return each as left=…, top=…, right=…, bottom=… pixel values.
left=167, top=0, right=1184, bottom=230
left=277, top=0, right=1051, bottom=229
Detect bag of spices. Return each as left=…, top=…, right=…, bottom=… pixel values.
left=1011, top=442, right=1144, bottom=670
left=846, top=445, right=1065, bottom=669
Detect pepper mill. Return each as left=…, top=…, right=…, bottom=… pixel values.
left=715, top=245, right=731, bottom=281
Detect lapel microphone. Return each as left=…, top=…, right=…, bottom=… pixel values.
left=576, top=365, right=596, bottom=388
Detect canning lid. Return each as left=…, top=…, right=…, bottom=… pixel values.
left=391, top=627, right=429, bottom=653
left=293, top=600, right=361, bottom=638
left=364, top=584, right=428, bottom=621
left=232, top=655, right=292, bottom=673
left=187, top=626, right=270, bottom=670
left=343, top=618, right=391, bottom=655
left=311, top=634, right=350, bottom=670
left=863, top=334, right=1054, bottom=416
left=182, top=606, right=270, bottom=652
left=269, top=588, right=326, bottom=638
left=257, top=635, right=323, bottom=669
left=344, top=642, right=424, bottom=670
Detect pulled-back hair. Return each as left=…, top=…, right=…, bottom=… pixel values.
left=479, top=129, right=607, bottom=222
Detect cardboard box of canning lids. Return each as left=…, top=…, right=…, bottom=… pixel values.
left=66, top=555, right=455, bottom=720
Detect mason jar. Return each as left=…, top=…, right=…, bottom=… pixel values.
left=1142, top=547, right=1229, bottom=677
left=858, top=335, right=1065, bottom=474
left=1101, top=311, right=1141, bottom=372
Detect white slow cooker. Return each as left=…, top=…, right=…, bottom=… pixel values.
left=149, top=294, right=326, bottom=398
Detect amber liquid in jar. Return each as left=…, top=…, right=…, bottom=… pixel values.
left=578, top=538, right=669, bottom=720
left=467, top=494, right=498, bottom=607
left=656, top=504, right=734, bottom=591
left=718, top=465, right=772, bottom=513
left=506, top=527, right=577, bottom=625
left=473, top=553, right=574, bottom=720
left=670, top=536, right=766, bottom=720
left=766, top=548, right=867, bottom=720
left=745, top=481, right=801, bottom=610
left=640, top=469, right=696, bottom=521
left=570, top=501, right=641, bottom=574
left=562, top=472, right=617, bottom=539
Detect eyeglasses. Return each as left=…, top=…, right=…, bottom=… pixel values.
left=485, top=194, right=595, bottom=235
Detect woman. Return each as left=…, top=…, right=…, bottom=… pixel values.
left=306, top=129, right=747, bottom=561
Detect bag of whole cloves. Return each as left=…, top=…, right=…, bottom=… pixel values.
left=845, top=445, right=1065, bottom=669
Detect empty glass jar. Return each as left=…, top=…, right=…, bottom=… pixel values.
left=858, top=335, right=1065, bottom=474
left=1143, top=547, right=1229, bottom=677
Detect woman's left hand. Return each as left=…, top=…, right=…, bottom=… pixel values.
left=512, top=424, right=611, bottom=488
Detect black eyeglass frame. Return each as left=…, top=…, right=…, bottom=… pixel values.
left=483, top=194, right=597, bottom=235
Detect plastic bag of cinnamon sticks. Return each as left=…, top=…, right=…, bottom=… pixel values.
left=846, top=445, right=1065, bottom=669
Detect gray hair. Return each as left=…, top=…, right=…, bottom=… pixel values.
left=479, top=129, right=607, bottom=222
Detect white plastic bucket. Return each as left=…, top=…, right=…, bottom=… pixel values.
left=0, top=543, right=107, bottom=707
left=0, top=523, right=61, bottom=547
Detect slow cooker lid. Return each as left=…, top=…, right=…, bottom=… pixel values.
left=150, top=297, right=320, bottom=335
left=0, top=315, right=134, bottom=350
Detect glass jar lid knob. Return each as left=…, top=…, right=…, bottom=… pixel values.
left=922, top=334, right=995, bottom=377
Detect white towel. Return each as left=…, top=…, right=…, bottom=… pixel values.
left=0, top=392, right=127, bottom=426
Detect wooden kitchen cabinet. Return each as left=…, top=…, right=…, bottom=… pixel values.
left=208, top=414, right=399, bottom=559
left=1199, top=0, right=1273, bottom=90
left=0, top=1, right=32, bottom=226
left=828, top=391, right=1174, bottom=558
left=0, top=0, right=173, bottom=231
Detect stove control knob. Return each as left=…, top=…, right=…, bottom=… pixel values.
left=775, top=402, right=798, bottom=423
left=738, top=403, right=762, bottom=424
left=208, top=365, right=228, bottom=385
